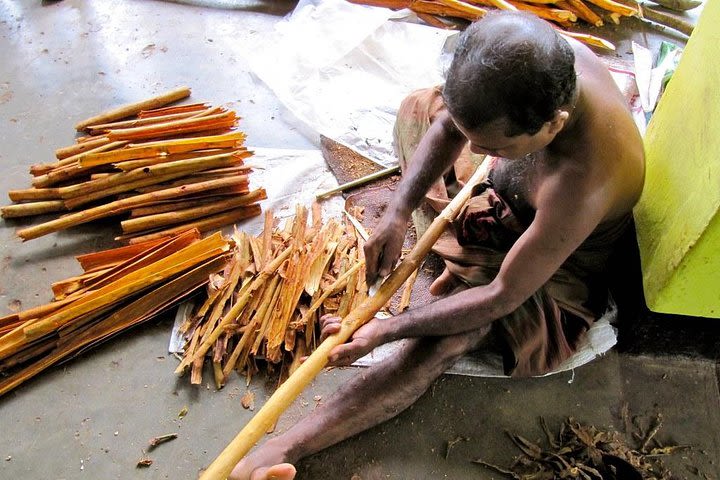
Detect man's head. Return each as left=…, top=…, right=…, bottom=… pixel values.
left=443, top=11, right=577, bottom=158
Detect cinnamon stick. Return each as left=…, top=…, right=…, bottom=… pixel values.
left=74, top=86, right=192, bottom=132
left=16, top=175, right=249, bottom=240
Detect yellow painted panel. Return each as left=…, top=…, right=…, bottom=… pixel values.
left=635, top=0, right=720, bottom=317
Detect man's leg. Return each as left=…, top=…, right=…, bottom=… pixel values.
left=230, top=325, right=492, bottom=480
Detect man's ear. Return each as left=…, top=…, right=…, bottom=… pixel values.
left=546, top=109, right=570, bottom=135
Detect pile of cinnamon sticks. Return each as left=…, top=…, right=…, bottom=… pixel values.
left=0, top=229, right=232, bottom=397
left=348, top=0, right=640, bottom=50
left=174, top=205, right=390, bottom=388
left=1, top=86, right=265, bottom=244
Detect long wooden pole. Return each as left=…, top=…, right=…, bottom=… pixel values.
left=199, top=159, right=489, bottom=479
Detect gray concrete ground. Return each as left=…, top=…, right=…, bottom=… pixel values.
left=1, top=1, right=718, bottom=479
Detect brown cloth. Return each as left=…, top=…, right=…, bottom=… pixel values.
left=394, top=87, right=630, bottom=377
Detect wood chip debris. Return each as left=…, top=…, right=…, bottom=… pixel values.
left=1, top=86, right=264, bottom=243
left=241, top=391, right=255, bottom=410
left=148, top=433, right=178, bottom=450
left=473, top=414, right=693, bottom=479
left=0, top=230, right=231, bottom=398
left=174, top=205, right=374, bottom=388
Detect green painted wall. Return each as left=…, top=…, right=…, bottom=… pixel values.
left=635, top=0, right=720, bottom=317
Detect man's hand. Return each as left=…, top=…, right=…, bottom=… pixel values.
left=364, top=212, right=408, bottom=286
left=319, top=315, right=384, bottom=367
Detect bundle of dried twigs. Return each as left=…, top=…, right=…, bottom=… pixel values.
left=174, top=205, right=409, bottom=389
left=348, top=0, right=641, bottom=50
left=1, top=86, right=265, bottom=243
left=474, top=413, right=691, bottom=479
left=0, top=229, right=232, bottom=397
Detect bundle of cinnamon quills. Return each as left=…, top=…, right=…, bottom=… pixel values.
left=0, top=229, right=232, bottom=397
left=1, top=86, right=265, bottom=243
left=174, top=204, right=418, bottom=389
left=348, top=0, right=641, bottom=50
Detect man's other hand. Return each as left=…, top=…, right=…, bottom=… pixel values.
left=318, top=315, right=383, bottom=367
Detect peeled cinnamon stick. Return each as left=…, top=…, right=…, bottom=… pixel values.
left=74, top=86, right=191, bottom=132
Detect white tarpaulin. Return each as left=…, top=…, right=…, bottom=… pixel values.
left=244, top=0, right=456, bottom=167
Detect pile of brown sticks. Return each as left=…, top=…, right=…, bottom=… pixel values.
left=348, top=0, right=641, bottom=50
left=1, top=86, right=266, bottom=243
left=0, top=229, right=232, bottom=397
left=174, top=205, right=416, bottom=389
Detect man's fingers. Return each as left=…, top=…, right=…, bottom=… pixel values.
left=319, top=322, right=341, bottom=342
left=328, top=344, right=356, bottom=366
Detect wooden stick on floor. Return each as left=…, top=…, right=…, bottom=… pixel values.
left=199, top=157, right=490, bottom=480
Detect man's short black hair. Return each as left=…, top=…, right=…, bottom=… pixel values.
left=443, top=11, right=577, bottom=136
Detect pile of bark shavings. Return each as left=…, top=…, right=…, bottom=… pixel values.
left=472, top=406, right=706, bottom=479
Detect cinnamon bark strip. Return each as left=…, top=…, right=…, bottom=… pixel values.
left=509, top=1, right=578, bottom=21
left=1, top=200, right=67, bottom=218
left=80, top=132, right=245, bottom=168
left=176, top=245, right=293, bottom=375
left=122, top=205, right=262, bottom=244
left=558, top=0, right=604, bottom=25
left=71, top=230, right=201, bottom=297
left=106, top=111, right=237, bottom=142
left=120, top=189, right=267, bottom=234
left=138, top=102, right=208, bottom=118
left=585, top=0, right=638, bottom=15
left=557, top=30, right=615, bottom=49
left=129, top=198, right=219, bottom=218
left=23, top=233, right=229, bottom=338
left=8, top=188, right=62, bottom=202
left=414, top=0, right=487, bottom=18
left=75, top=237, right=169, bottom=272
left=16, top=175, right=249, bottom=240
left=0, top=253, right=227, bottom=398
left=85, top=109, right=210, bottom=135
left=54, top=136, right=113, bottom=161
left=31, top=141, right=129, bottom=188
left=59, top=151, right=244, bottom=202
left=75, top=86, right=191, bottom=132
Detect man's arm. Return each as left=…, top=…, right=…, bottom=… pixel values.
left=324, top=165, right=614, bottom=365
left=381, top=167, right=612, bottom=340
left=365, top=110, right=467, bottom=284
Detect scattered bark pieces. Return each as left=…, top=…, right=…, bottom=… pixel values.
left=473, top=414, right=693, bottom=479
left=178, top=406, right=189, bottom=419
left=148, top=433, right=178, bottom=451
left=445, top=435, right=469, bottom=459
left=241, top=391, right=255, bottom=410
left=136, top=456, right=154, bottom=468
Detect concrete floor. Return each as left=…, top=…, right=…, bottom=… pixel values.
left=1, top=1, right=718, bottom=479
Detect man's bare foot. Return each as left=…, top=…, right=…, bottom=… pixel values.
left=228, top=443, right=296, bottom=480
left=429, top=268, right=463, bottom=296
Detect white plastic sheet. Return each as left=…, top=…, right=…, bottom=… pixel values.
left=245, top=0, right=456, bottom=166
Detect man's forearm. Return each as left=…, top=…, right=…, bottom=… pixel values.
left=387, top=111, right=466, bottom=219
left=379, top=283, right=516, bottom=342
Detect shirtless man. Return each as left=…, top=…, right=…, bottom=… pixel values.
left=231, top=10, right=644, bottom=480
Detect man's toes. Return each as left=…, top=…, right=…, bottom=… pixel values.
left=250, top=463, right=297, bottom=480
